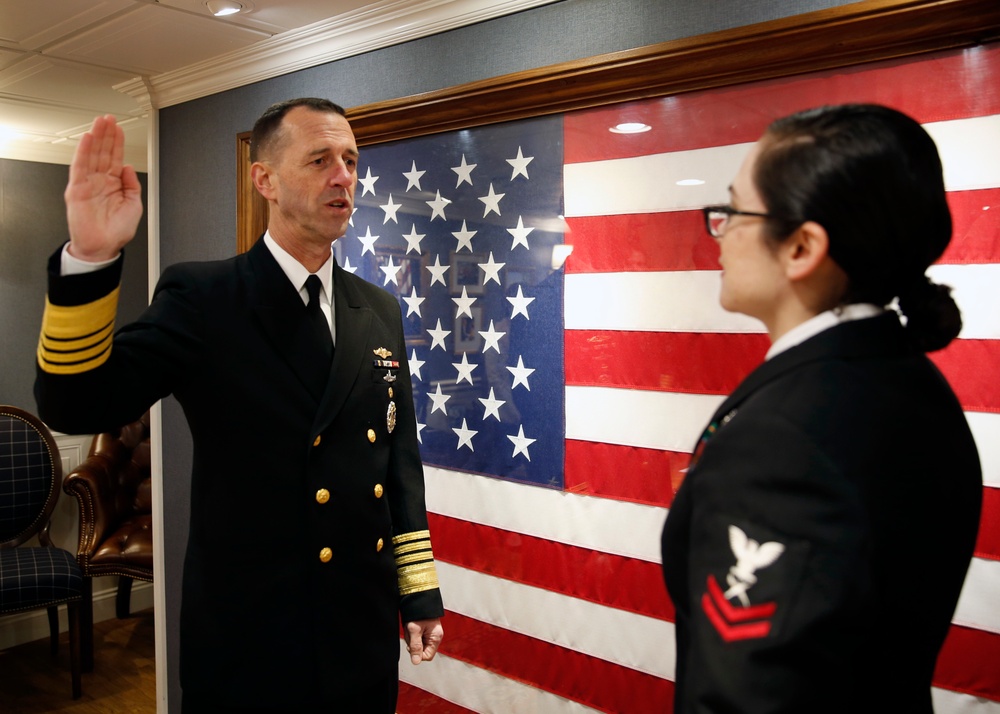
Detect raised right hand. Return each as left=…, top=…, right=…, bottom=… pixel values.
left=64, top=115, right=144, bottom=262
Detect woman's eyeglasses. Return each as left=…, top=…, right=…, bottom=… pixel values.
left=702, top=205, right=774, bottom=238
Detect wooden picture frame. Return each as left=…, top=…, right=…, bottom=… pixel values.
left=238, top=0, right=1000, bottom=253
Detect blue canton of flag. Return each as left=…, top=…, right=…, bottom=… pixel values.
left=339, top=116, right=566, bottom=489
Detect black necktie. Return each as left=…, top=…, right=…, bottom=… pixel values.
left=305, top=274, right=333, bottom=368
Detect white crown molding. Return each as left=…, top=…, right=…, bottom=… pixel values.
left=115, top=0, right=563, bottom=110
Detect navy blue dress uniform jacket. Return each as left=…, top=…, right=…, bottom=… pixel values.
left=661, top=313, right=981, bottom=713
left=36, top=238, right=444, bottom=708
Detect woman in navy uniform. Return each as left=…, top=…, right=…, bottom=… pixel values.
left=661, top=104, right=982, bottom=713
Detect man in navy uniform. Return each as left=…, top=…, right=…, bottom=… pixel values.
left=35, top=98, right=443, bottom=712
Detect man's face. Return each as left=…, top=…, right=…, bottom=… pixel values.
left=258, top=106, right=358, bottom=249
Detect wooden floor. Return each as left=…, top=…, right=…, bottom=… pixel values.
left=0, top=608, right=155, bottom=713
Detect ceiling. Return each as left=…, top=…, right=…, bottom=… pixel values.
left=0, top=0, right=558, bottom=171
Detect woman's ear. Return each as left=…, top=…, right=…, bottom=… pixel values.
left=783, top=220, right=831, bottom=282
left=784, top=220, right=850, bottom=309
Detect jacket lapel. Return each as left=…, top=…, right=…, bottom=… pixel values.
left=246, top=240, right=327, bottom=398
left=315, top=262, right=372, bottom=427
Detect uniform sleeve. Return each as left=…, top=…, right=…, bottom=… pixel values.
left=379, top=291, right=444, bottom=623
left=678, top=410, right=867, bottom=712
left=35, top=245, right=203, bottom=435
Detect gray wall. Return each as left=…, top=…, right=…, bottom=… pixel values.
left=0, top=158, right=148, bottom=415
left=156, top=0, right=854, bottom=708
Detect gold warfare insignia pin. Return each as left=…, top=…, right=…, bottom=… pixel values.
left=386, top=401, right=397, bottom=434
left=373, top=347, right=392, bottom=359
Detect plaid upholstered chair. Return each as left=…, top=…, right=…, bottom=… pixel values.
left=0, top=405, right=83, bottom=699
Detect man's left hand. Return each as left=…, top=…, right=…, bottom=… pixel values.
left=405, top=618, right=443, bottom=665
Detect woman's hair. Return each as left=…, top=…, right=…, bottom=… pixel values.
left=753, top=103, right=961, bottom=351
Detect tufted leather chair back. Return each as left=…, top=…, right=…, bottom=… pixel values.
left=83, top=414, right=152, bottom=555
left=63, top=412, right=153, bottom=672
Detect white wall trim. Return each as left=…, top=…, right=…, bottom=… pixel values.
left=0, top=580, right=154, bottom=651
left=114, top=0, right=562, bottom=109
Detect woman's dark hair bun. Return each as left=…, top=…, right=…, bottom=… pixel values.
left=897, top=276, right=963, bottom=352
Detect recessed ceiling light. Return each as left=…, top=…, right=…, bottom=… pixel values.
left=676, top=179, right=705, bottom=186
left=206, top=0, right=244, bottom=16
left=609, top=122, right=651, bottom=134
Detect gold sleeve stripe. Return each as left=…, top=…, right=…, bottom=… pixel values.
left=395, top=551, right=434, bottom=567
left=397, top=561, right=440, bottom=596
left=37, top=289, right=119, bottom=375
left=393, top=530, right=438, bottom=595
left=393, top=540, right=432, bottom=557
left=392, top=529, right=431, bottom=546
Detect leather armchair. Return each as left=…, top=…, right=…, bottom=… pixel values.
left=63, top=412, right=153, bottom=671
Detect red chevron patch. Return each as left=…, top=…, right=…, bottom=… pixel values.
left=701, top=574, right=777, bottom=642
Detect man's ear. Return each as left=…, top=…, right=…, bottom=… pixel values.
left=250, top=161, right=275, bottom=200
left=783, top=220, right=831, bottom=282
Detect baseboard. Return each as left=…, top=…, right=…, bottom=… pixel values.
left=0, top=577, right=154, bottom=651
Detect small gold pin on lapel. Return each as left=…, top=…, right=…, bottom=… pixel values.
left=373, top=347, right=392, bottom=359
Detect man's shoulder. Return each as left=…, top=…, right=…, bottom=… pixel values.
left=338, top=266, right=399, bottom=311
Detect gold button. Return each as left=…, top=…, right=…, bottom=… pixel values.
left=313, top=435, right=322, bottom=447
left=388, top=387, right=394, bottom=398
left=367, top=428, right=376, bottom=443
left=319, top=547, right=332, bottom=563
left=376, top=538, right=384, bottom=552
left=316, top=489, right=330, bottom=504
left=373, top=483, right=383, bottom=499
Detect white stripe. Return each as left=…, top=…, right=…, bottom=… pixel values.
left=564, top=143, right=746, bottom=217
left=565, top=266, right=1000, bottom=337
left=563, top=115, right=1000, bottom=218
left=932, top=683, right=1000, bottom=714
left=566, top=384, right=722, bottom=453
left=928, top=264, right=1000, bottom=340
left=437, top=562, right=676, bottom=681
left=565, top=271, right=765, bottom=333
left=954, top=556, right=1000, bottom=635
left=424, top=466, right=667, bottom=563
left=925, top=115, right=1000, bottom=192
left=967, top=411, right=1000, bottom=489
left=398, top=647, right=605, bottom=714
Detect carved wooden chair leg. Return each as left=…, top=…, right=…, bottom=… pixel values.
left=68, top=601, right=82, bottom=699
left=81, top=577, right=95, bottom=672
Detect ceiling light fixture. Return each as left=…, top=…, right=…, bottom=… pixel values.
left=206, top=0, right=244, bottom=16
left=609, top=122, right=651, bottom=134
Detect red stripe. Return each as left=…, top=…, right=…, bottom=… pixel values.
left=566, top=330, right=768, bottom=396
left=702, top=592, right=772, bottom=642
left=396, top=681, right=476, bottom=714
left=563, top=186, right=1000, bottom=276
left=439, top=611, right=674, bottom=714
left=705, top=574, right=777, bottom=622
left=564, top=213, right=719, bottom=273
left=565, top=44, right=1000, bottom=163
left=976, top=487, right=1000, bottom=562
left=930, top=340, right=1000, bottom=414
left=934, top=623, right=1000, bottom=701
left=565, top=439, right=683, bottom=507
left=943, top=188, right=1000, bottom=265
left=429, top=513, right=675, bottom=623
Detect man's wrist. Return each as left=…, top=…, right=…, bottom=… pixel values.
left=61, top=243, right=121, bottom=276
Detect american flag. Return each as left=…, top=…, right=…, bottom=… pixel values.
left=339, top=42, right=1000, bottom=713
